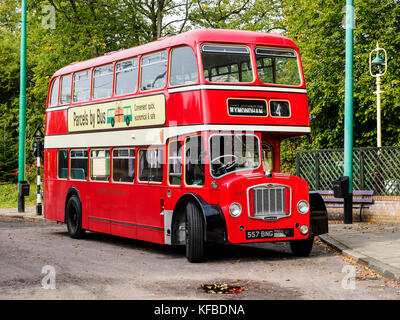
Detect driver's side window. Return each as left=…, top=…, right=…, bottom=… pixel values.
left=262, top=143, right=273, bottom=171
left=185, top=135, right=205, bottom=186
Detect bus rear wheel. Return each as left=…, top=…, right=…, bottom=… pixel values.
left=185, top=202, right=204, bottom=263
left=66, top=195, right=86, bottom=239
left=289, top=236, right=314, bottom=257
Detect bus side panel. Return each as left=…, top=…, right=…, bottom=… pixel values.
left=166, top=90, right=203, bottom=126
left=109, top=184, right=137, bottom=240
left=133, top=184, right=165, bottom=244
left=43, top=149, right=67, bottom=223
left=45, top=110, right=68, bottom=135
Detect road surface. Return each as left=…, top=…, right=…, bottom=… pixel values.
left=0, top=217, right=399, bottom=300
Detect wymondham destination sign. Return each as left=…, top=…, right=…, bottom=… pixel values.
left=68, top=94, right=166, bottom=132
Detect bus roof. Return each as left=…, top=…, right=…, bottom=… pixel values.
left=53, top=29, right=298, bottom=77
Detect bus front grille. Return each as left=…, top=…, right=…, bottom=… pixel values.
left=251, top=185, right=290, bottom=220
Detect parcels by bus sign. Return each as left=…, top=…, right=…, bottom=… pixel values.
left=68, top=94, right=166, bottom=132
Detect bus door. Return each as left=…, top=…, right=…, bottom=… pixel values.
left=134, top=148, right=165, bottom=243
left=109, top=148, right=137, bottom=239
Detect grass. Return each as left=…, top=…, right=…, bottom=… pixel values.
left=0, top=183, right=37, bottom=208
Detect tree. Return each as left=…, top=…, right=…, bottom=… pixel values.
left=281, top=0, right=400, bottom=149
left=189, top=0, right=282, bottom=32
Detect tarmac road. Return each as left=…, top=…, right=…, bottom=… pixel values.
left=0, top=217, right=399, bottom=300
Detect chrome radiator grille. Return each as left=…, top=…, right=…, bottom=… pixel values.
left=252, top=185, right=289, bottom=219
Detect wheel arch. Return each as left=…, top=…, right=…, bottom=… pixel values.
left=170, top=193, right=226, bottom=245
left=64, top=186, right=81, bottom=223
left=309, top=191, right=329, bottom=236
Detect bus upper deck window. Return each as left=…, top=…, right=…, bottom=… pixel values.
left=170, top=46, right=198, bottom=86
left=201, top=44, right=253, bottom=83
left=255, top=48, right=301, bottom=86
left=140, top=51, right=167, bottom=91
left=115, top=58, right=138, bottom=95
left=73, top=69, right=91, bottom=103
left=93, top=64, right=113, bottom=99
left=49, top=77, right=59, bottom=107
left=60, top=74, right=72, bottom=105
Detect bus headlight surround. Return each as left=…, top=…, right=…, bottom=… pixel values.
left=229, top=203, right=242, bottom=218
left=297, top=200, right=309, bottom=214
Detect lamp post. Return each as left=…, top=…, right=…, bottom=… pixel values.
left=18, top=0, right=28, bottom=213
left=369, top=42, right=387, bottom=148
left=343, top=0, right=355, bottom=224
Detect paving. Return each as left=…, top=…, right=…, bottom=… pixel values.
left=320, top=222, right=400, bottom=281
left=0, top=206, right=43, bottom=221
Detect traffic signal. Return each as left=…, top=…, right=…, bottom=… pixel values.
left=33, top=140, right=43, bottom=158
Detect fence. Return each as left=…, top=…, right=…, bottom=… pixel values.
left=296, top=147, right=400, bottom=195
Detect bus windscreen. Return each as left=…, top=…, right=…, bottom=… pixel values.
left=255, top=47, right=301, bottom=86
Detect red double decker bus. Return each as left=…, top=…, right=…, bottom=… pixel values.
left=44, top=29, right=328, bottom=262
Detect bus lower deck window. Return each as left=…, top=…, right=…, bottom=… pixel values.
left=262, top=143, right=273, bottom=172
left=185, top=136, right=205, bottom=186
left=138, top=149, right=163, bottom=182
left=90, top=149, right=110, bottom=181
left=70, top=150, right=88, bottom=180
left=58, top=150, right=68, bottom=179
left=168, top=140, right=182, bottom=185
left=113, top=148, right=135, bottom=182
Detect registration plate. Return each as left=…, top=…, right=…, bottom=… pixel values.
left=246, top=228, right=294, bottom=240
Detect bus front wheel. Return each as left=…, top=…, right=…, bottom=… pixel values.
left=185, top=202, right=204, bottom=263
left=289, top=236, right=314, bottom=257
left=66, top=195, right=86, bottom=239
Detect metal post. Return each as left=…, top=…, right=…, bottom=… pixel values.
left=359, top=150, right=364, bottom=190
left=376, top=74, right=382, bottom=148
left=343, top=0, right=354, bottom=224
left=36, top=140, right=42, bottom=215
left=18, top=0, right=28, bottom=213
left=315, top=152, right=320, bottom=190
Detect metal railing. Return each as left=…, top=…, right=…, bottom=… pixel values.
left=296, top=147, right=400, bottom=195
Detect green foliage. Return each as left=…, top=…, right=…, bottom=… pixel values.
left=189, top=0, right=282, bottom=31
left=281, top=0, right=400, bottom=149
left=0, top=183, right=37, bottom=208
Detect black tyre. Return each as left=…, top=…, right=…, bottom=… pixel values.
left=290, top=236, right=314, bottom=257
left=185, top=202, right=205, bottom=263
left=66, top=195, right=86, bottom=239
